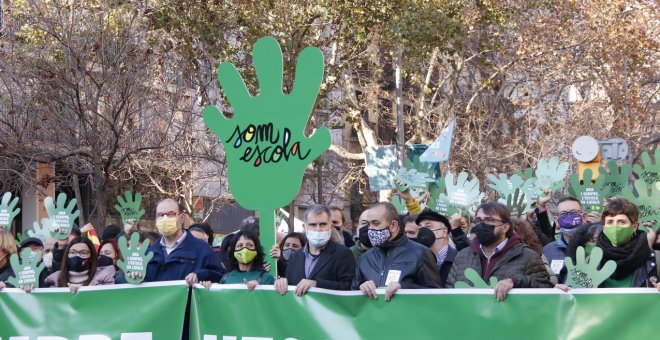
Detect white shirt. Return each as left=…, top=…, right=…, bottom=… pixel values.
left=160, top=230, right=187, bottom=256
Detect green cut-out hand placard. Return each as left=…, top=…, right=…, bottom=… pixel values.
left=117, top=232, right=154, bottom=284
left=454, top=268, right=498, bottom=289
left=390, top=194, right=408, bottom=215
left=444, top=171, right=484, bottom=214
left=202, top=37, right=330, bottom=274
left=633, top=148, right=659, bottom=186
left=568, top=169, right=605, bottom=213
left=505, top=188, right=527, bottom=218
left=564, top=246, right=616, bottom=288
left=44, top=193, right=80, bottom=240
left=394, top=168, right=434, bottom=192
left=8, top=248, right=46, bottom=288
left=426, top=176, right=456, bottom=216
left=27, top=218, right=53, bottom=243
left=599, top=161, right=631, bottom=199
left=0, top=192, right=21, bottom=230
left=535, top=157, right=570, bottom=194
left=622, top=179, right=660, bottom=230
left=487, top=173, right=524, bottom=199
left=114, top=191, right=145, bottom=225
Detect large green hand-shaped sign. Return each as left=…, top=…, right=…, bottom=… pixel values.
left=8, top=248, right=46, bottom=288
left=0, top=192, right=20, bottom=230
left=564, top=246, right=616, bottom=289
left=568, top=169, right=605, bottom=213
left=633, top=148, right=659, bottom=186
left=622, top=180, right=660, bottom=231
left=203, top=37, right=331, bottom=274
left=117, top=232, right=153, bottom=284
left=114, top=191, right=145, bottom=225
left=44, top=193, right=80, bottom=240
left=454, top=268, right=498, bottom=289
left=599, top=161, right=631, bottom=199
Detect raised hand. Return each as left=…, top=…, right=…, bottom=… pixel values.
left=599, top=161, right=631, bottom=199
left=564, top=246, right=616, bottom=288
left=117, top=232, right=153, bottom=284
left=633, top=148, right=660, bottom=186
left=27, top=218, right=53, bottom=243
left=622, top=179, right=660, bottom=231
left=454, top=268, right=498, bottom=289
left=8, top=248, right=46, bottom=289
left=0, top=192, right=21, bottom=230
left=44, top=193, right=80, bottom=240
left=114, top=191, right=145, bottom=225
left=535, top=156, right=570, bottom=194
left=568, top=169, right=606, bottom=213
left=202, top=37, right=331, bottom=275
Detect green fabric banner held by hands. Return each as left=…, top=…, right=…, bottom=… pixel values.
left=0, top=282, right=188, bottom=339
left=191, top=286, right=660, bottom=340
left=202, top=37, right=331, bottom=275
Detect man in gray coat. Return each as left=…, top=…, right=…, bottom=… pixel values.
left=446, top=202, right=553, bottom=301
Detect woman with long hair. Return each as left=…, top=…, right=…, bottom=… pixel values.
left=45, top=237, right=115, bottom=292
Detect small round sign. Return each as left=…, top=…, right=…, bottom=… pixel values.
left=572, top=136, right=600, bottom=162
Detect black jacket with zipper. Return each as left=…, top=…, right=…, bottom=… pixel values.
left=351, top=233, right=442, bottom=289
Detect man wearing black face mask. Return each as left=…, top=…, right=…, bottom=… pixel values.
left=350, top=209, right=372, bottom=262
left=446, top=202, right=553, bottom=301
left=352, top=202, right=442, bottom=302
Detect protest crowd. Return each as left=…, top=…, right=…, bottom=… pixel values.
left=2, top=188, right=659, bottom=300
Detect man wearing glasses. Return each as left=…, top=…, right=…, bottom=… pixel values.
left=141, top=198, right=224, bottom=285
left=352, top=202, right=441, bottom=302
left=542, top=197, right=587, bottom=283
left=446, top=202, right=553, bottom=301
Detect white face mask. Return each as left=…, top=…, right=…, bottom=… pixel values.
left=43, top=252, right=53, bottom=269
left=306, top=230, right=331, bottom=248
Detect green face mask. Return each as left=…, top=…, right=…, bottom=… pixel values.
left=584, top=243, right=596, bottom=256
left=234, top=248, right=258, bottom=264
left=603, top=225, right=635, bottom=247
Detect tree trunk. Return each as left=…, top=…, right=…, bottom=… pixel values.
left=395, top=44, right=405, bottom=167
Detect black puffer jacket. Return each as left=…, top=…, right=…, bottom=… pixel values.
left=351, top=233, right=442, bottom=289
left=446, top=233, right=553, bottom=288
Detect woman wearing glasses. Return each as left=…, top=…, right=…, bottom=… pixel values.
left=45, top=237, right=115, bottom=292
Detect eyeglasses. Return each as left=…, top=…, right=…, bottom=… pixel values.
left=68, top=250, right=90, bottom=257
left=473, top=217, right=503, bottom=225
left=558, top=210, right=581, bottom=217
left=156, top=211, right=178, bottom=218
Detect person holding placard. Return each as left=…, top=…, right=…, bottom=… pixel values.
left=44, top=237, right=115, bottom=292
left=353, top=203, right=442, bottom=302
left=143, top=198, right=224, bottom=285
left=274, top=205, right=356, bottom=296
left=597, top=198, right=656, bottom=288
left=446, top=202, right=553, bottom=301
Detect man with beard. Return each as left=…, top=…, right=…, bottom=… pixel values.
left=446, top=202, right=553, bottom=301
left=597, top=198, right=656, bottom=288
left=352, top=202, right=441, bottom=302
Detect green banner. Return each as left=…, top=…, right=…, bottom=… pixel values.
left=0, top=282, right=188, bottom=339
left=191, top=286, right=660, bottom=340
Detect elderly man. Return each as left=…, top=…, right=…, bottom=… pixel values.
left=353, top=202, right=442, bottom=301
left=447, top=202, right=553, bottom=301
left=275, top=204, right=356, bottom=296
left=143, top=198, right=224, bottom=285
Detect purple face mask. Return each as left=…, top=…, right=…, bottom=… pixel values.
left=557, top=212, right=583, bottom=229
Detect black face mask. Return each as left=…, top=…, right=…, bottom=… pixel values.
left=358, top=227, right=372, bottom=248
left=67, top=256, right=91, bottom=272
left=411, top=227, right=436, bottom=248
left=472, top=223, right=498, bottom=247
left=97, top=255, right=114, bottom=267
